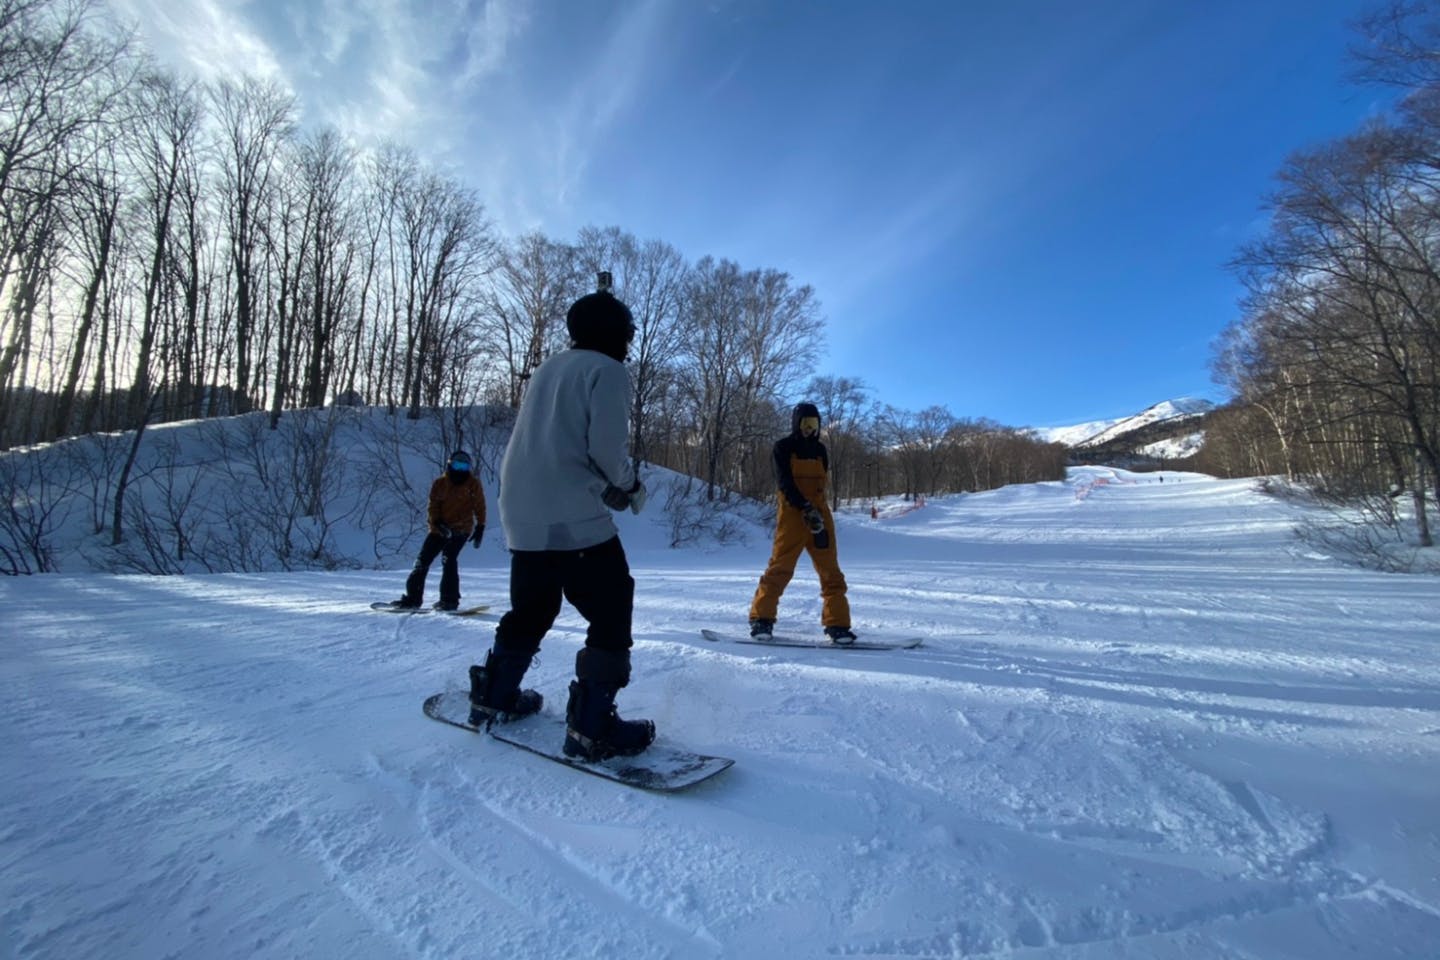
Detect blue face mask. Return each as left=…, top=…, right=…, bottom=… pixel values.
left=450, top=460, right=470, bottom=472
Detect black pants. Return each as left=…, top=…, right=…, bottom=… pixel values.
left=405, top=531, right=466, bottom=604
left=494, top=536, right=634, bottom=658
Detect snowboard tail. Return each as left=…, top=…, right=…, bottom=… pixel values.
left=422, top=691, right=733, bottom=792
left=699, top=628, right=923, bottom=650
left=372, top=602, right=490, bottom=616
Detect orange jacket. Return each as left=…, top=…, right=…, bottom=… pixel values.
left=427, top=474, right=485, bottom=535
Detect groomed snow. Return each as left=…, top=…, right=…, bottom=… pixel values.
left=3, top=466, right=1438, bottom=958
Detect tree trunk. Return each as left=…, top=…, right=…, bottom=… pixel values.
left=111, top=407, right=154, bottom=546
left=1414, top=451, right=1433, bottom=548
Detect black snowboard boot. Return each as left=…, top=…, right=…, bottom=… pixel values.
left=468, top=649, right=542, bottom=727
left=433, top=599, right=458, bottom=612
left=563, top=648, right=655, bottom=761
left=824, top=625, right=857, bottom=645
left=389, top=595, right=421, bottom=609
left=749, top=618, right=775, bottom=640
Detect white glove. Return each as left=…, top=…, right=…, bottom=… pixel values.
left=801, top=505, right=825, bottom=534
left=628, top=482, right=647, bottom=515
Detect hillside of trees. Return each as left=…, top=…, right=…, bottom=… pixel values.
left=5, top=0, right=1437, bottom=573
left=1196, top=3, right=1440, bottom=549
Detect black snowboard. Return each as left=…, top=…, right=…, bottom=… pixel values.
left=699, top=628, right=923, bottom=650
left=422, top=691, right=734, bottom=792
left=372, top=602, right=490, bottom=616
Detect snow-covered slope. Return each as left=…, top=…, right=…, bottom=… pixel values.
left=0, top=406, right=756, bottom=576
left=1140, top=431, right=1206, bottom=459
left=4, top=466, right=1438, bottom=958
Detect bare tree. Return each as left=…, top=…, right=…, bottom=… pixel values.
left=294, top=127, right=358, bottom=410
left=337, top=161, right=385, bottom=407
left=574, top=225, right=689, bottom=463
left=109, top=390, right=156, bottom=545
left=1229, top=124, right=1439, bottom=544
left=124, top=69, right=203, bottom=426
left=108, top=430, right=205, bottom=573
left=1, top=0, right=133, bottom=320
left=390, top=165, right=493, bottom=416
left=0, top=443, right=77, bottom=572
left=361, top=143, right=412, bottom=410
left=676, top=257, right=825, bottom=498
left=266, top=156, right=306, bottom=428
left=47, top=118, right=120, bottom=438
left=171, top=100, right=214, bottom=422
left=62, top=428, right=126, bottom=533
left=479, top=230, right=576, bottom=408
left=211, top=75, right=295, bottom=414
left=805, top=374, right=870, bottom=505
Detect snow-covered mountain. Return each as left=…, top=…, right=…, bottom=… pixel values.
left=1029, top=397, right=1215, bottom=454
left=1029, top=414, right=1132, bottom=448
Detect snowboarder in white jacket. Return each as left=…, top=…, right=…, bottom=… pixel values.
left=467, top=280, right=655, bottom=761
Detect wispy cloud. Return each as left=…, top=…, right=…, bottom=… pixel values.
left=826, top=171, right=981, bottom=310
left=290, top=0, right=502, bottom=145
left=548, top=0, right=672, bottom=206
left=455, top=0, right=528, bottom=89
left=109, top=0, right=679, bottom=240
left=110, top=0, right=531, bottom=155
left=109, top=0, right=286, bottom=85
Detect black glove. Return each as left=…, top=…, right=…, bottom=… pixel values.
left=601, top=484, right=630, bottom=511
left=627, top=481, right=647, bottom=515
left=801, top=505, right=825, bottom=535
left=470, top=524, right=484, bottom=548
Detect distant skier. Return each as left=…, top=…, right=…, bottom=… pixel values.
left=467, top=277, right=656, bottom=762
left=384, top=450, right=485, bottom=611
left=748, top=402, right=855, bottom=644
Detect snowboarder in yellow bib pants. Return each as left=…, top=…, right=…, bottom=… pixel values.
left=748, top=402, right=854, bottom=644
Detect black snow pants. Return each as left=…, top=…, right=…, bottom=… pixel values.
left=404, top=531, right=467, bottom=605
left=493, top=536, right=634, bottom=659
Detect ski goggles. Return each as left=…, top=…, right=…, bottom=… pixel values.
left=450, top=459, right=471, bottom=471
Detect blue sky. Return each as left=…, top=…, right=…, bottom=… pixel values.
left=111, top=0, right=1387, bottom=429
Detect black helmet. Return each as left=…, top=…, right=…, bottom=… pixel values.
left=448, top=450, right=472, bottom=471
left=791, top=402, right=821, bottom=436
left=567, top=292, right=635, bottom=363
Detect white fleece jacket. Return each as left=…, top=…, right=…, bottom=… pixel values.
left=498, top=348, right=638, bottom=551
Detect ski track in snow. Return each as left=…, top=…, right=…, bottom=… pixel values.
left=3, top=470, right=1439, bottom=958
